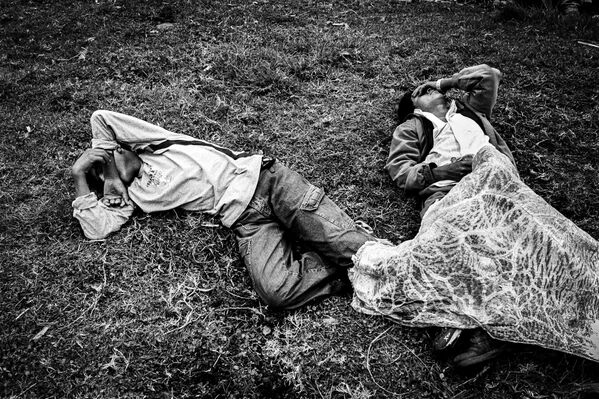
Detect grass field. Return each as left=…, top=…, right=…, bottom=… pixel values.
left=1, top=0, right=599, bottom=398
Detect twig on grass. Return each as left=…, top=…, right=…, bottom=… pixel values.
left=224, top=288, right=254, bottom=300
left=452, top=365, right=491, bottom=393
left=203, top=350, right=223, bottom=373
left=217, top=306, right=265, bottom=318
left=61, top=249, right=109, bottom=330
left=366, top=326, right=416, bottom=397
left=14, top=383, right=36, bottom=398
left=15, top=307, right=31, bottom=320
left=578, top=41, right=599, bottom=49
left=164, top=311, right=197, bottom=335
left=313, top=379, right=327, bottom=399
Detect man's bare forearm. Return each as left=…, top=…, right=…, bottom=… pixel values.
left=102, top=150, right=119, bottom=180
left=72, top=171, right=91, bottom=198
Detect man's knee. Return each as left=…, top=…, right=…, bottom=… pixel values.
left=257, top=285, right=294, bottom=309
left=252, top=272, right=307, bottom=310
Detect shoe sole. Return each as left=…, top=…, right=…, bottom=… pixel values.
left=433, top=328, right=462, bottom=351
left=454, top=347, right=505, bottom=367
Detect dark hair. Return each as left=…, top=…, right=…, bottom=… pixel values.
left=396, top=91, right=415, bottom=123
left=86, top=164, right=105, bottom=197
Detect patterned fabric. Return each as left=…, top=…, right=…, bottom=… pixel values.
left=350, top=145, right=599, bottom=362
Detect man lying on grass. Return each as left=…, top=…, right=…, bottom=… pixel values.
left=71, top=110, right=375, bottom=310
left=386, top=64, right=515, bottom=366
left=352, top=144, right=599, bottom=369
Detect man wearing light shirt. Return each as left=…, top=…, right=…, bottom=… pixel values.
left=71, top=110, right=376, bottom=311
left=385, top=64, right=515, bottom=367
left=387, top=64, right=514, bottom=217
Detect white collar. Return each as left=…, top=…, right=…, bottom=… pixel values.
left=414, top=100, right=457, bottom=130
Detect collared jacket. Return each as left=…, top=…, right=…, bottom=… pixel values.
left=385, top=64, right=515, bottom=200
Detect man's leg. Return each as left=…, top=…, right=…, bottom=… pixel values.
left=420, top=191, right=447, bottom=218
left=233, top=192, right=348, bottom=310
left=421, top=190, right=461, bottom=350
left=262, top=161, right=375, bottom=268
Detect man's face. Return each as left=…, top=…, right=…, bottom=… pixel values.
left=412, top=87, right=446, bottom=112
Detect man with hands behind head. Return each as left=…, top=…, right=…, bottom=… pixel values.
left=387, top=64, right=514, bottom=218
left=71, top=110, right=376, bottom=312
left=386, top=64, right=515, bottom=366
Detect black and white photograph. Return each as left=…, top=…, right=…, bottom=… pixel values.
left=1, top=0, right=599, bottom=397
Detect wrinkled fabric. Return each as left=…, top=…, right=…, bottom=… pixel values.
left=233, top=161, right=375, bottom=310
left=350, top=145, right=599, bottom=362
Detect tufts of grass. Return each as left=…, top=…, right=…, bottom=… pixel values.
left=1, top=0, right=599, bottom=398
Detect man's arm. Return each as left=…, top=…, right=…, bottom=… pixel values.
left=436, top=64, right=502, bottom=120
left=90, top=110, right=195, bottom=152
left=71, top=148, right=111, bottom=197
left=101, top=151, right=131, bottom=207
left=385, top=119, right=436, bottom=192
left=71, top=149, right=134, bottom=240
left=386, top=120, right=473, bottom=191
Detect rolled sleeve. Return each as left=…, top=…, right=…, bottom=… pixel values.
left=72, top=193, right=134, bottom=240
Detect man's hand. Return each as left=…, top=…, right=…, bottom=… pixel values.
left=432, top=155, right=473, bottom=182
left=98, top=150, right=131, bottom=207
left=413, top=81, right=439, bottom=97
left=102, top=177, right=131, bottom=207
left=71, top=149, right=111, bottom=176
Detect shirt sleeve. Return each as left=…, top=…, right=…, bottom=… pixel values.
left=385, top=119, right=436, bottom=192
left=437, top=64, right=502, bottom=120
left=90, top=110, right=198, bottom=152
left=72, top=192, right=135, bottom=240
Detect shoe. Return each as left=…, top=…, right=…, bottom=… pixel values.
left=561, top=2, right=580, bottom=25
left=563, top=3, right=580, bottom=15
left=433, top=328, right=463, bottom=351
left=453, top=330, right=505, bottom=367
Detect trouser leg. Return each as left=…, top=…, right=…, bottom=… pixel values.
left=420, top=191, right=448, bottom=218
left=233, top=192, right=347, bottom=310
left=263, top=161, right=375, bottom=267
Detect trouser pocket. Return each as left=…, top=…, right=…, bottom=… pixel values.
left=298, top=184, right=355, bottom=230
left=299, top=185, right=325, bottom=211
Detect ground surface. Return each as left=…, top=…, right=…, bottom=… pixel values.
left=1, top=0, right=599, bottom=398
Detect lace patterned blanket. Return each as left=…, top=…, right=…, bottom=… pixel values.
left=350, top=145, right=599, bottom=362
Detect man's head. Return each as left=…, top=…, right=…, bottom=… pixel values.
left=397, top=91, right=415, bottom=123
left=86, top=163, right=105, bottom=196
left=412, top=87, right=447, bottom=112
left=396, top=85, right=449, bottom=123
left=87, top=147, right=140, bottom=195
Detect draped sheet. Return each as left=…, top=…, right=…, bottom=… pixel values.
left=350, top=145, right=599, bottom=362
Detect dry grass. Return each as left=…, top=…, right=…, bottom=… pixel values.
left=1, top=0, right=599, bottom=398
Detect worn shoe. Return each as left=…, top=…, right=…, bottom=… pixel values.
left=433, top=328, right=463, bottom=351
left=453, top=330, right=505, bottom=367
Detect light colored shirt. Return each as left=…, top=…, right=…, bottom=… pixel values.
left=129, top=143, right=262, bottom=225
left=73, top=110, right=262, bottom=239
left=415, top=100, right=489, bottom=188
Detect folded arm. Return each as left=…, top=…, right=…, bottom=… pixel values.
left=71, top=147, right=133, bottom=239
left=386, top=120, right=473, bottom=191
left=90, top=110, right=195, bottom=152
left=385, top=119, right=436, bottom=192
left=436, top=64, right=502, bottom=119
